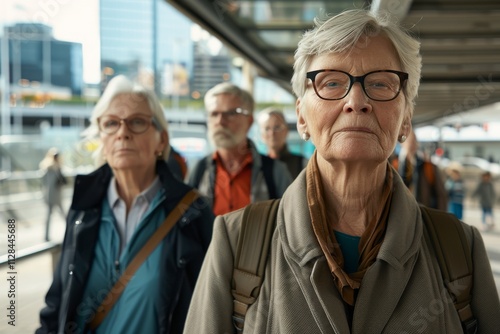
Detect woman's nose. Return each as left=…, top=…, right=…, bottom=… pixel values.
left=342, top=83, right=372, bottom=113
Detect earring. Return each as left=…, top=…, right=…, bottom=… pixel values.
left=399, top=135, right=407, bottom=143
left=302, top=131, right=310, bottom=141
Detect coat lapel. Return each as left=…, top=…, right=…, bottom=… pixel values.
left=352, top=172, right=423, bottom=333
left=309, top=258, right=352, bottom=333
left=280, top=175, right=349, bottom=334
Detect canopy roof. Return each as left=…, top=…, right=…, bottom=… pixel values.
left=166, top=0, right=500, bottom=125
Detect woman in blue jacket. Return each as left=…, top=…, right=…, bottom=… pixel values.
left=36, top=75, right=214, bottom=334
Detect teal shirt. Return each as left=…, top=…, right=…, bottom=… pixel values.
left=333, top=230, right=361, bottom=274
left=75, top=189, right=166, bottom=333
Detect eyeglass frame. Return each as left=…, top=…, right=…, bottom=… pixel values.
left=262, top=124, right=287, bottom=133
left=207, top=107, right=250, bottom=120
left=97, top=114, right=160, bottom=135
left=306, top=69, right=409, bottom=102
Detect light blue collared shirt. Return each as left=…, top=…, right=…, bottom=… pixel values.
left=107, top=176, right=162, bottom=253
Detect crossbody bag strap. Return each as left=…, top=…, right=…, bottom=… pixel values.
left=88, top=189, right=200, bottom=331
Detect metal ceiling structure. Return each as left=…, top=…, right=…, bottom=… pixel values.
left=166, top=0, right=500, bottom=126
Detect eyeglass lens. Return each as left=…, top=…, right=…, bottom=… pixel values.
left=312, top=71, right=403, bottom=101
left=99, top=115, right=153, bottom=134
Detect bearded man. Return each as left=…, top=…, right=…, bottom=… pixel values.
left=188, top=82, right=292, bottom=215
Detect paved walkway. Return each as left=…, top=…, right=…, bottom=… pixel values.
left=0, top=192, right=499, bottom=333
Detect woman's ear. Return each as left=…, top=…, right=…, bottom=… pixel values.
left=399, top=116, right=412, bottom=138
left=296, top=98, right=307, bottom=135
left=159, top=130, right=169, bottom=153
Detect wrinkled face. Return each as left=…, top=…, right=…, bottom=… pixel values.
left=206, top=93, right=253, bottom=149
left=296, top=35, right=411, bottom=165
left=100, top=93, right=167, bottom=171
left=260, top=114, right=289, bottom=152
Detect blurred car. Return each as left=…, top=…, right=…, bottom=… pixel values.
left=439, top=157, right=500, bottom=180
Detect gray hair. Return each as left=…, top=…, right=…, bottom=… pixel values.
left=257, top=106, right=287, bottom=125
left=291, top=9, right=421, bottom=115
left=204, top=82, right=255, bottom=114
left=82, top=75, right=170, bottom=166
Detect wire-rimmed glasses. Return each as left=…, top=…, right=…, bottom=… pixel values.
left=208, top=108, right=250, bottom=121
left=98, top=114, right=159, bottom=135
left=306, top=69, right=408, bottom=102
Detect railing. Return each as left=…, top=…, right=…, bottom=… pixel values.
left=0, top=241, right=62, bottom=272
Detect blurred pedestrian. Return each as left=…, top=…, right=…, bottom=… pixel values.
left=397, top=130, right=448, bottom=210
left=473, top=171, right=496, bottom=231
left=36, top=75, right=214, bottom=334
left=39, top=147, right=67, bottom=241
left=445, top=163, right=466, bottom=219
left=257, top=107, right=307, bottom=178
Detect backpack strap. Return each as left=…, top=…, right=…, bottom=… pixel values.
left=260, top=155, right=277, bottom=199
left=420, top=205, right=477, bottom=334
left=232, top=199, right=280, bottom=332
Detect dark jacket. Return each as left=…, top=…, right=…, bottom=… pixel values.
left=36, top=160, right=214, bottom=334
left=276, top=146, right=306, bottom=179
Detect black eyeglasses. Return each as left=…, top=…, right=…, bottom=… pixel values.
left=208, top=108, right=250, bottom=121
left=98, top=114, right=159, bottom=135
left=306, top=69, right=408, bottom=102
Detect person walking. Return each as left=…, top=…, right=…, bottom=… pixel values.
left=473, top=171, right=496, bottom=231
left=39, top=147, right=67, bottom=241
left=257, top=107, right=307, bottom=178
left=445, top=164, right=466, bottom=219
left=188, top=82, right=292, bottom=216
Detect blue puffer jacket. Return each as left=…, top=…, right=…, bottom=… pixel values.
left=36, top=160, right=214, bottom=334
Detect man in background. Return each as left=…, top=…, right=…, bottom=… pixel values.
left=188, top=82, right=292, bottom=216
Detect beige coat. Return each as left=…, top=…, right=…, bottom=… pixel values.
left=184, top=169, right=500, bottom=334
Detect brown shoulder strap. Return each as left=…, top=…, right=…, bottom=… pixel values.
left=88, top=190, right=200, bottom=331
left=232, top=199, right=280, bottom=332
left=420, top=205, right=477, bottom=334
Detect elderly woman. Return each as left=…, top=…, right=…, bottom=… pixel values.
left=183, top=9, right=499, bottom=334
left=257, top=107, right=307, bottom=178
left=36, top=75, right=214, bottom=334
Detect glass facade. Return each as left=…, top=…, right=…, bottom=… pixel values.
left=100, top=0, right=193, bottom=95
left=0, top=23, right=83, bottom=96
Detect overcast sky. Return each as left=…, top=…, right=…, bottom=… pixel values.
left=1, top=0, right=100, bottom=83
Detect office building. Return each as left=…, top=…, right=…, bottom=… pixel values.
left=100, top=0, right=193, bottom=97
left=0, top=23, right=83, bottom=96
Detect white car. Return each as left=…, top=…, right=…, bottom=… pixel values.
left=441, top=157, right=500, bottom=179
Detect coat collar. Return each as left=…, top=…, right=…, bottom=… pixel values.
left=279, top=167, right=422, bottom=269
left=71, top=160, right=193, bottom=211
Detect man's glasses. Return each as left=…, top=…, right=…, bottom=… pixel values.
left=208, top=108, right=250, bottom=121
left=263, top=125, right=286, bottom=133
left=306, top=69, right=408, bottom=102
left=98, top=114, right=159, bottom=135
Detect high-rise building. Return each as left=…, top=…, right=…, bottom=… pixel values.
left=191, top=40, right=232, bottom=98
left=0, top=23, right=83, bottom=96
left=99, top=0, right=193, bottom=97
